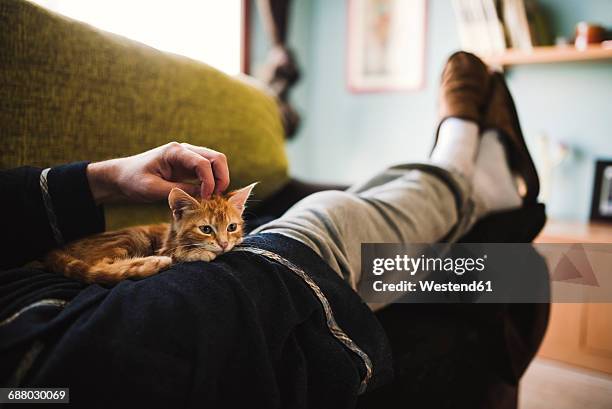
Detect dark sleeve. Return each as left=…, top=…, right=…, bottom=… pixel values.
left=0, top=162, right=105, bottom=270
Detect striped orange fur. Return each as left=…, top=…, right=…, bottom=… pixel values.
left=44, top=183, right=256, bottom=285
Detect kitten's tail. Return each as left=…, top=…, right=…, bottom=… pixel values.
left=45, top=252, right=172, bottom=284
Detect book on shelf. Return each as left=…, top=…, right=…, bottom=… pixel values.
left=452, top=0, right=507, bottom=55
left=524, top=0, right=554, bottom=47
left=483, top=0, right=507, bottom=53
left=452, top=0, right=553, bottom=56
left=502, top=0, right=533, bottom=50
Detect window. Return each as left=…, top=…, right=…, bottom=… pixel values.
left=28, top=0, right=245, bottom=75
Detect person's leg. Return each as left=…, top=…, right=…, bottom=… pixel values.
left=253, top=53, right=529, bottom=293
left=252, top=52, right=487, bottom=287
left=253, top=159, right=475, bottom=290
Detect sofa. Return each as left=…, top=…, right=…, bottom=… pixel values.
left=0, top=1, right=549, bottom=408
left=1, top=0, right=288, bottom=230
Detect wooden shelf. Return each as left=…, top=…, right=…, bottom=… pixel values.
left=535, top=219, right=612, bottom=243
left=481, top=45, right=612, bottom=67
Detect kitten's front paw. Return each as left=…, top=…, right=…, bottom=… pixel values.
left=198, top=251, right=217, bottom=262
left=175, top=250, right=217, bottom=263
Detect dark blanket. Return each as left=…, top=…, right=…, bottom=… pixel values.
left=0, top=233, right=393, bottom=409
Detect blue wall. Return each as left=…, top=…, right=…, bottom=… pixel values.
left=251, top=0, right=612, bottom=221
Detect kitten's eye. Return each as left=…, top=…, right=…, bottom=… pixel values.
left=199, top=225, right=213, bottom=234
left=227, top=223, right=238, bottom=232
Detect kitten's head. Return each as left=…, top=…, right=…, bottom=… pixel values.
left=167, top=183, right=256, bottom=258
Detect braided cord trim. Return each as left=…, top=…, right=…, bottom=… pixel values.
left=1, top=299, right=68, bottom=387
left=40, top=168, right=64, bottom=245
left=234, top=246, right=373, bottom=394
left=0, top=298, right=68, bottom=328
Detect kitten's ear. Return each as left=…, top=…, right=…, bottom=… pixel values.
left=227, top=182, right=257, bottom=215
left=168, top=188, right=200, bottom=220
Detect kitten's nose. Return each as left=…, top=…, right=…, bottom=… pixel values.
left=219, top=241, right=229, bottom=250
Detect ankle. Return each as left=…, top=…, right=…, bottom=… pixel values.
left=472, top=130, right=521, bottom=214
left=430, top=118, right=480, bottom=179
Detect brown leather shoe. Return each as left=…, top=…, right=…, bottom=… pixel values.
left=483, top=72, right=540, bottom=204
left=439, top=52, right=491, bottom=121
left=433, top=52, right=491, bottom=150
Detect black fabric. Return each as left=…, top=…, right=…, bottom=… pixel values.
left=0, top=233, right=393, bottom=409
left=0, top=163, right=547, bottom=409
left=458, top=204, right=549, bottom=388
left=46, top=162, right=105, bottom=244
left=357, top=303, right=515, bottom=409
left=357, top=204, right=549, bottom=409
left=0, top=162, right=105, bottom=270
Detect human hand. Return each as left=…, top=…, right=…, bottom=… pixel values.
left=86, top=142, right=230, bottom=204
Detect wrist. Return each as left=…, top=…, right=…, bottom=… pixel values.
left=86, top=160, right=122, bottom=204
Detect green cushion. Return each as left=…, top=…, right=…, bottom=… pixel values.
left=0, top=0, right=288, bottom=229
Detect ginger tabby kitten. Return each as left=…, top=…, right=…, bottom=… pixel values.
left=45, top=183, right=256, bottom=284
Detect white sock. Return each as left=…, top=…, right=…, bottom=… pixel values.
left=430, top=118, right=479, bottom=179
left=473, top=129, right=522, bottom=213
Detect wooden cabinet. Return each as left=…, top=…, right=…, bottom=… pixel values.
left=535, top=220, right=612, bottom=374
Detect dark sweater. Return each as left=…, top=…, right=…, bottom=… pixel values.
left=0, top=164, right=393, bottom=408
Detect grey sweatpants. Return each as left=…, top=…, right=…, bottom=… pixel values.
left=253, top=163, right=480, bottom=293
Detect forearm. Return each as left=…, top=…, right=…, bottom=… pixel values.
left=0, top=162, right=105, bottom=270
left=86, top=159, right=125, bottom=204
left=0, top=142, right=229, bottom=269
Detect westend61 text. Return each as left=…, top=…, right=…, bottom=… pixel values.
left=372, top=280, right=493, bottom=293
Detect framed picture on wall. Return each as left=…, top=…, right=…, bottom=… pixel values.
left=590, top=160, right=612, bottom=222
left=347, top=0, right=427, bottom=92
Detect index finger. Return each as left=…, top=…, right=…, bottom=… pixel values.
left=180, top=143, right=230, bottom=194
left=166, top=145, right=216, bottom=198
